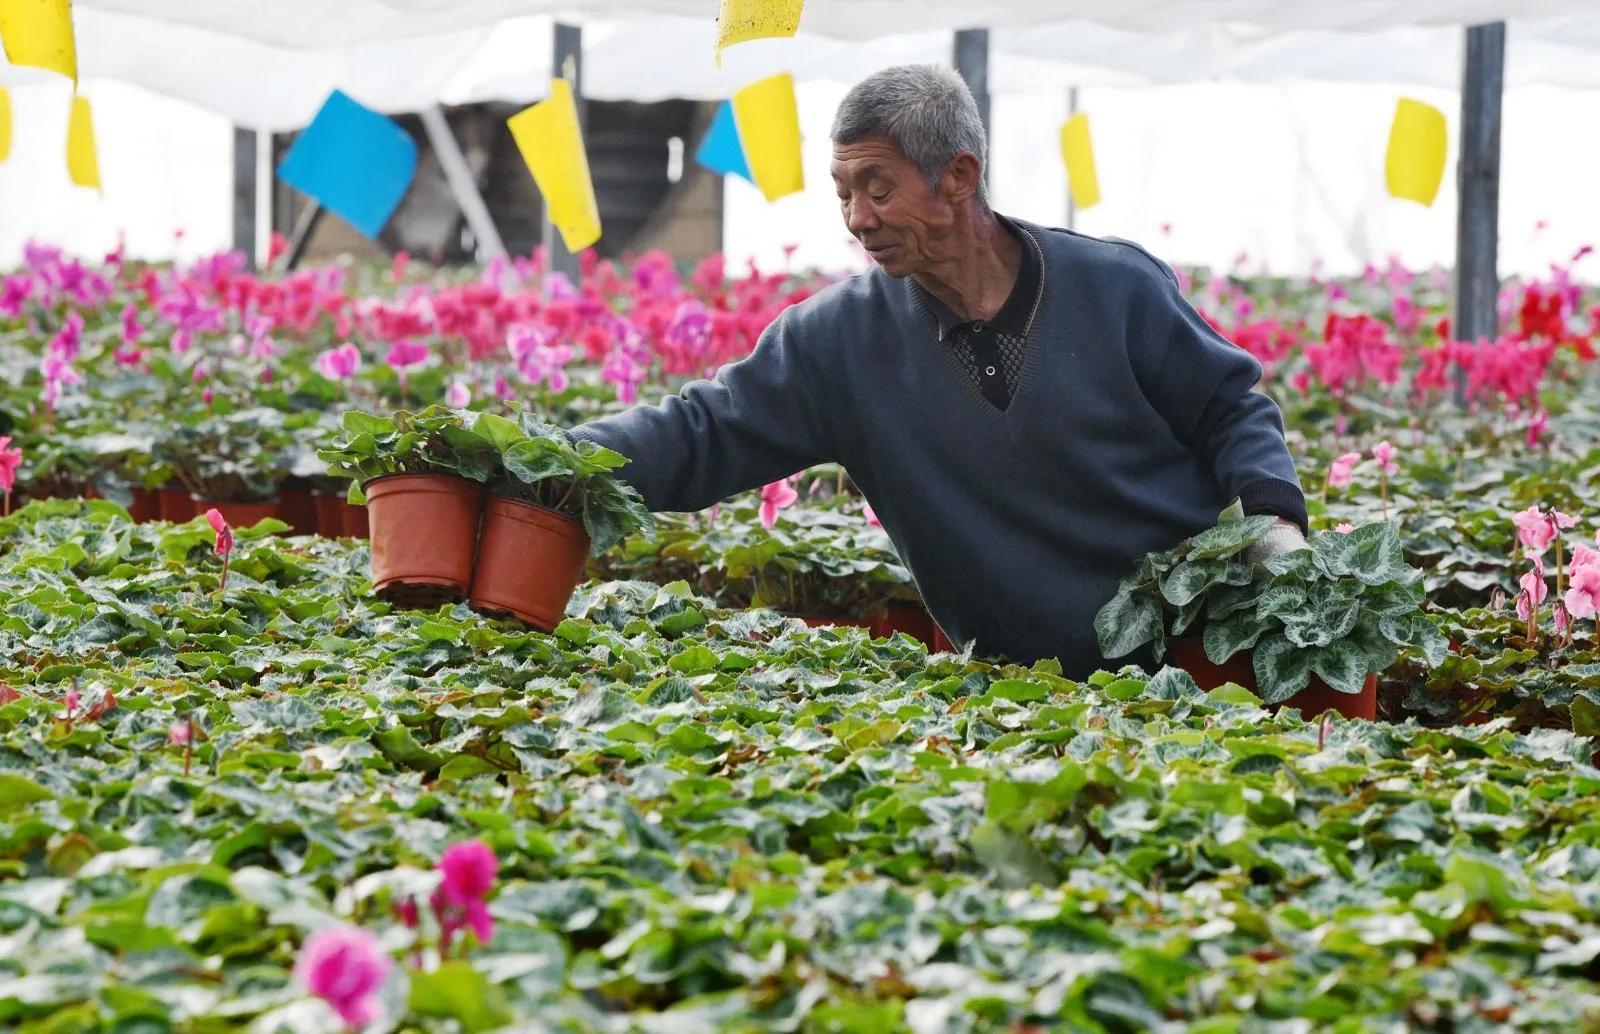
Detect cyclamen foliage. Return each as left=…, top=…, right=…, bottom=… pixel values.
left=4, top=500, right=1600, bottom=1030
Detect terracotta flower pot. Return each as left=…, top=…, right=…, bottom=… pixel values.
left=277, top=486, right=319, bottom=536
left=1167, top=637, right=1377, bottom=721
left=873, top=602, right=940, bottom=646
left=159, top=486, right=195, bottom=522
left=193, top=497, right=280, bottom=529
left=342, top=501, right=370, bottom=540
left=791, top=613, right=876, bottom=630
left=366, top=473, right=485, bottom=608
left=312, top=494, right=346, bottom=537
left=128, top=487, right=161, bottom=523
left=469, top=497, right=591, bottom=630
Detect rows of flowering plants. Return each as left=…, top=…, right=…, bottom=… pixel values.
left=3, top=499, right=1600, bottom=1030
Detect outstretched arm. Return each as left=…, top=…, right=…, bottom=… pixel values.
left=570, top=307, right=834, bottom=512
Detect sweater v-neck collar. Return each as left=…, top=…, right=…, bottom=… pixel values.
left=903, top=218, right=1050, bottom=432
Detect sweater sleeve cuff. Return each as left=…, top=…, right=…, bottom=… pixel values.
left=1238, top=477, right=1308, bottom=535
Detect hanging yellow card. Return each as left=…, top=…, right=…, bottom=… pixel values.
left=0, top=88, right=11, bottom=162
left=506, top=78, right=601, bottom=252
left=1385, top=97, right=1447, bottom=206
left=0, top=0, right=77, bottom=83
left=731, top=73, right=803, bottom=202
left=1059, top=112, right=1100, bottom=210
left=714, top=0, right=803, bottom=66
left=67, top=92, right=98, bottom=188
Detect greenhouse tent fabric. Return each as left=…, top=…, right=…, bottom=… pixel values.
left=2, top=3, right=1600, bottom=128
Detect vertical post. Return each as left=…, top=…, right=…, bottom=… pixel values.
left=232, top=127, right=257, bottom=269
left=1454, top=21, right=1505, bottom=402
left=953, top=28, right=991, bottom=186
left=546, top=22, right=584, bottom=287
left=1065, top=86, right=1079, bottom=230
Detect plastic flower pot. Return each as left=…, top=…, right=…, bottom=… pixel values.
left=312, top=494, right=345, bottom=537
left=277, top=485, right=318, bottom=536
left=873, top=602, right=939, bottom=646
left=468, top=497, right=590, bottom=630
left=342, top=501, right=370, bottom=539
left=1167, top=637, right=1377, bottom=721
left=159, top=487, right=196, bottom=522
left=366, top=473, right=485, bottom=608
left=193, top=497, right=280, bottom=530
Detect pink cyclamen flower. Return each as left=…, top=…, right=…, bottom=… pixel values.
left=317, top=343, right=362, bottom=382
left=1326, top=452, right=1363, bottom=489
left=385, top=339, right=429, bottom=371
left=1371, top=440, right=1399, bottom=476
left=1512, top=506, right=1557, bottom=557
left=168, top=720, right=191, bottom=745
left=205, top=508, right=234, bottom=556
left=0, top=436, right=22, bottom=496
left=1526, top=410, right=1549, bottom=447
left=444, top=380, right=471, bottom=408
left=295, top=925, right=391, bottom=1030
left=1335, top=523, right=1355, bottom=534
left=63, top=687, right=80, bottom=715
left=432, top=839, right=498, bottom=947
left=1517, top=556, right=1549, bottom=622
left=1565, top=565, right=1600, bottom=620
left=759, top=478, right=799, bottom=529
left=863, top=502, right=882, bottom=528
left=1571, top=543, right=1600, bottom=573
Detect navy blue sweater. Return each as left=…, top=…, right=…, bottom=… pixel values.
left=574, top=219, right=1306, bottom=675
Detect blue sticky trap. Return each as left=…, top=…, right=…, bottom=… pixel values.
left=695, top=100, right=753, bottom=183
left=277, top=90, right=418, bottom=239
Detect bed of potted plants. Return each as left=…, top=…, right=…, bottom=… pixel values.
left=1095, top=513, right=1449, bottom=719
left=151, top=407, right=294, bottom=527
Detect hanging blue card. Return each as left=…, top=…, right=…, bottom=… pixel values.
left=277, top=90, right=418, bottom=239
left=695, top=99, right=754, bottom=183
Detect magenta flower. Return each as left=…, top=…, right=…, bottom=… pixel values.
left=317, top=343, right=362, bottom=382
left=431, top=839, right=498, bottom=949
left=1325, top=451, right=1363, bottom=490
left=863, top=502, right=881, bottom=528
left=1512, top=506, right=1558, bottom=557
left=508, top=324, right=574, bottom=392
left=47, top=312, right=84, bottom=362
left=385, top=339, right=429, bottom=371
left=759, top=478, right=798, bottom=529
left=294, top=925, right=391, bottom=1030
left=445, top=380, right=471, bottom=408
left=0, top=275, right=32, bottom=317
left=39, top=354, right=83, bottom=411
left=205, top=508, right=234, bottom=557
left=1371, top=440, right=1399, bottom=476
left=1526, top=410, right=1549, bottom=447
left=1566, top=565, right=1600, bottom=621
left=0, top=436, right=21, bottom=515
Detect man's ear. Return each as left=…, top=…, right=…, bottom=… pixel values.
left=941, top=152, right=984, bottom=205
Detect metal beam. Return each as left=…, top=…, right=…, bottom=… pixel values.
left=1065, top=86, right=1080, bottom=230
left=283, top=201, right=325, bottom=271
left=953, top=29, right=991, bottom=139
left=232, top=127, right=257, bottom=269
left=1453, top=22, right=1505, bottom=364
left=419, top=105, right=508, bottom=262
left=545, top=22, right=584, bottom=288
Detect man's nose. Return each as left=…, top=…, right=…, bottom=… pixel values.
left=844, top=200, right=879, bottom=235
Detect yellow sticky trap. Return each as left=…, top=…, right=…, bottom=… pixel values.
left=66, top=93, right=98, bottom=188
left=506, top=78, right=601, bottom=252
left=0, top=0, right=78, bottom=83
left=1385, top=98, right=1447, bottom=206
left=714, top=0, right=803, bottom=66
left=731, top=73, right=803, bottom=203
left=1059, top=112, right=1100, bottom=210
left=0, top=88, right=11, bottom=162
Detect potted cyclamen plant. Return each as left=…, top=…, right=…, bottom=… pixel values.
left=153, top=408, right=293, bottom=527
left=468, top=412, right=652, bottom=630
left=1095, top=515, right=1447, bottom=720
left=318, top=406, right=497, bottom=606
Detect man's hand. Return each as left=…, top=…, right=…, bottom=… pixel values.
left=1244, top=518, right=1308, bottom=565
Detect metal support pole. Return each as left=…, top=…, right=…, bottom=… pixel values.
left=1065, top=86, right=1079, bottom=230
left=283, top=201, right=325, bottom=271
left=953, top=28, right=991, bottom=188
left=1453, top=21, right=1505, bottom=403
left=545, top=22, right=584, bottom=287
left=232, top=127, right=257, bottom=269
left=419, top=105, right=508, bottom=262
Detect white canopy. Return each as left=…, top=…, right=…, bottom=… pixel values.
left=2, top=3, right=1600, bottom=127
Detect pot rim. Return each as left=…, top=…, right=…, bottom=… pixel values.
left=363, top=471, right=481, bottom=488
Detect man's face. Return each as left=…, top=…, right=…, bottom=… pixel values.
left=830, top=138, right=954, bottom=278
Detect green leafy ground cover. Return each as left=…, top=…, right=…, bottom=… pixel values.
left=4, top=502, right=1600, bottom=1031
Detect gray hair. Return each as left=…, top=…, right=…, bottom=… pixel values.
left=830, top=64, right=988, bottom=205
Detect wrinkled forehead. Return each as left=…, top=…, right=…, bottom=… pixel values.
left=829, top=139, right=916, bottom=183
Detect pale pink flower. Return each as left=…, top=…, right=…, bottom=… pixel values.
left=1326, top=452, right=1363, bottom=489
left=205, top=508, right=233, bottom=557
left=1566, top=564, right=1600, bottom=621
left=431, top=839, right=498, bottom=948
left=863, top=502, right=881, bottom=528
left=1513, top=506, right=1557, bottom=557
left=1335, top=522, right=1355, bottom=534
left=1371, top=440, right=1399, bottom=476
left=445, top=380, right=471, bottom=407
left=168, top=720, right=191, bottom=745
left=1571, top=543, right=1600, bottom=573
left=294, top=925, right=391, bottom=1029
left=39, top=354, right=83, bottom=409
left=759, top=478, right=798, bottom=529
left=1526, top=410, right=1549, bottom=447
left=1553, top=599, right=1570, bottom=638
left=317, top=343, right=362, bottom=382
left=1517, top=556, right=1548, bottom=621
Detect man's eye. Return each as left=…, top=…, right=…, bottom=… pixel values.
left=871, top=193, right=889, bottom=204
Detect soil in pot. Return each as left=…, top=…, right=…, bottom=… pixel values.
left=469, top=497, right=590, bottom=631
left=1167, top=637, right=1377, bottom=721
left=366, top=474, right=485, bottom=608
left=192, top=497, right=281, bottom=530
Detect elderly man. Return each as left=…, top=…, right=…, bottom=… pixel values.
left=573, top=64, right=1307, bottom=675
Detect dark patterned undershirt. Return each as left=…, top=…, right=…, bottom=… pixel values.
left=913, top=214, right=1044, bottom=411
